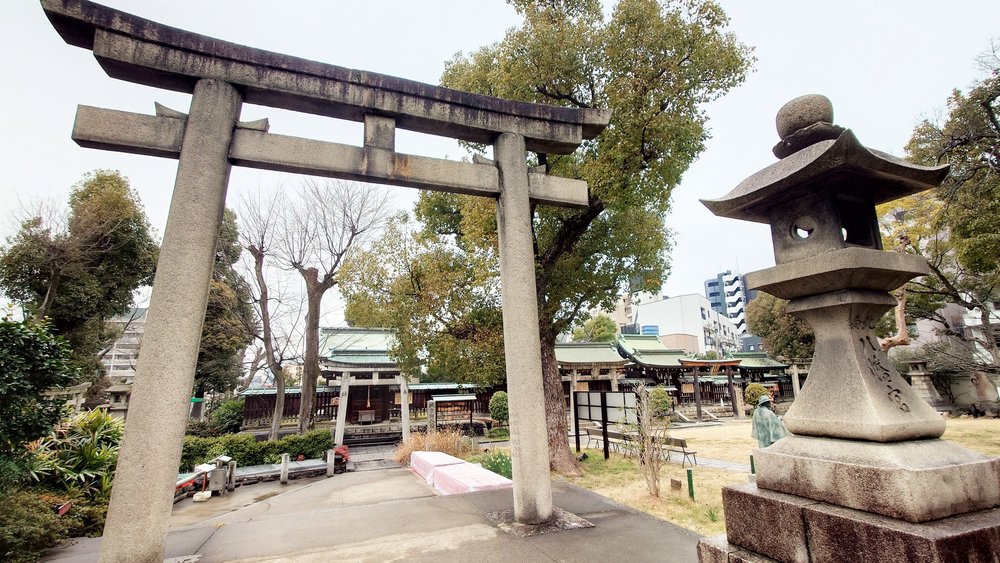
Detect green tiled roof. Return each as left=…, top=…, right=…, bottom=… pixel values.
left=320, top=327, right=396, bottom=366
left=555, top=342, right=627, bottom=365
left=733, top=352, right=788, bottom=369
left=616, top=335, right=688, bottom=368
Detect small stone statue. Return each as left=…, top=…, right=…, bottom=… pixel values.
left=750, top=395, right=790, bottom=448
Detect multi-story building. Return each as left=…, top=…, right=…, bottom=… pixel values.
left=633, top=293, right=741, bottom=355
left=704, top=271, right=752, bottom=336
left=100, top=307, right=148, bottom=383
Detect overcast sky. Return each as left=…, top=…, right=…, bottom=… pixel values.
left=3, top=1, right=998, bottom=325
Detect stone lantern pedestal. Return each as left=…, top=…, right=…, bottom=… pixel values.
left=697, top=96, right=1000, bottom=562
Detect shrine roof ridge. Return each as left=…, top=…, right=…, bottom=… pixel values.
left=42, top=0, right=611, bottom=154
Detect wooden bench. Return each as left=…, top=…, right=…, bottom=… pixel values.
left=585, top=427, right=628, bottom=452
left=666, top=437, right=697, bottom=467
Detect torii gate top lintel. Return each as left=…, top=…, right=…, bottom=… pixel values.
left=42, top=0, right=610, bottom=155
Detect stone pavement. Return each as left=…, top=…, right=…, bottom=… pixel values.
left=45, top=465, right=701, bottom=562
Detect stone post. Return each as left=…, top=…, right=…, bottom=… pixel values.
left=610, top=368, right=620, bottom=392
left=494, top=132, right=553, bottom=525
left=400, top=377, right=411, bottom=442
left=334, top=375, right=351, bottom=446
left=280, top=453, right=290, bottom=484
left=569, top=370, right=578, bottom=429
left=790, top=362, right=801, bottom=397
left=326, top=449, right=336, bottom=478
left=99, top=79, right=240, bottom=563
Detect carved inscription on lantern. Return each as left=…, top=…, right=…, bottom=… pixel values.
left=858, top=333, right=911, bottom=413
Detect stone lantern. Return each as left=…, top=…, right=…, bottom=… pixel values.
left=697, top=95, right=1000, bottom=562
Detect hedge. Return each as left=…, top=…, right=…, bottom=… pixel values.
left=180, top=430, right=332, bottom=472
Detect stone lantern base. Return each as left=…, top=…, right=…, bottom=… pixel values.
left=699, top=483, right=1000, bottom=562
left=698, top=436, right=1000, bottom=563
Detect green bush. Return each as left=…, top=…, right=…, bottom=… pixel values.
left=180, top=429, right=332, bottom=471
left=209, top=398, right=245, bottom=434
left=185, top=418, right=223, bottom=438
left=180, top=435, right=214, bottom=472
left=0, top=489, right=67, bottom=563
left=649, top=386, right=673, bottom=419
left=479, top=451, right=512, bottom=479
left=488, top=391, right=509, bottom=426
left=206, top=433, right=265, bottom=467
left=29, top=410, right=124, bottom=502
left=744, top=383, right=768, bottom=409
left=0, top=319, right=79, bottom=489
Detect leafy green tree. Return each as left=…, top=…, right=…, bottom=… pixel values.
left=192, top=209, right=256, bottom=416
left=0, top=318, right=78, bottom=490
left=571, top=313, right=618, bottom=342
left=745, top=292, right=815, bottom=360
left=0, top=170, right=158, bottom=380
left=425, top=0, right=751, bottom=474
left=342, top=214, right=506, bottom=385
left=744, top=382, right=768, bottom=409
left=488, top=391, right=510, bottom=426
left=879, top=47, right=1000, bottom=369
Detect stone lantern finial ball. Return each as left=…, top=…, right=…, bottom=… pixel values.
left=776, top=95, right=834, bottom=139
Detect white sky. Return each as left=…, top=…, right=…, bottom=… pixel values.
left=2, top=1, right=998, bottom=325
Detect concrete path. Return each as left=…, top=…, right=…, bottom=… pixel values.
left=45, top=466, right=701, bottom=562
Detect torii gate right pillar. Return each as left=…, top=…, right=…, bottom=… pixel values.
left=495, top=133, right=553, bottom=524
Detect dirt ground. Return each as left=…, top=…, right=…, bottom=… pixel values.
left=570, top=416, right=1000, bottom=535
left=668, top=416, right=1000, bottom=464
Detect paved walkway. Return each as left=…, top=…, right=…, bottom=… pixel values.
left=45, top=467, right=702, bottom=562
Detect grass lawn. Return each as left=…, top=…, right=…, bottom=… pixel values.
left=562, top=451, right=749, bottom=536
left=562, top=417, right=1000, bottom=536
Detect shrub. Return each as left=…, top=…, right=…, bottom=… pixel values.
left=206, top=434, right=265, bottom=467
left=0, top=319, right=78, bottom=487
left=209, top=398, right=245, bottom=434
left=479, top=451, right=512, bottom=479
left=744, top=383, right=768, bottom=410
left=0, top=489, right=67, bottom=562
left=185, top=419, right=223, bottom=438
left=29, top=410, right=124, bottom=502
left=649, top=386, right=673, bottom=419
left=180, top=429, right=332, bottom=471
left=488, top=391, right=509, bottom=426
left=180, top=435, right=214, bottom=472
left=392, top=429, right=473, bottom=464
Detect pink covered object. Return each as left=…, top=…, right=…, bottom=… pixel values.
left=432, top=463, right=513, bottom=495
left=410, top=451, right=465, bottom=485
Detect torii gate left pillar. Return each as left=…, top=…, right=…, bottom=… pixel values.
left=41, top=2, right=609, bottom=561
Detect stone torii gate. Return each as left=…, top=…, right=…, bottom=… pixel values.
left=41, top=1, right=610, bottom=561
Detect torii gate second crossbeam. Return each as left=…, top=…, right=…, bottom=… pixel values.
left=40, top=1, right=610, bottom=561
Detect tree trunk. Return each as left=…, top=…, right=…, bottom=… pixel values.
left=269, top=367, right=285, bottom=441
left=540, top=327, right=581, bottom=476
left=298, top=268, right=322, bottom=434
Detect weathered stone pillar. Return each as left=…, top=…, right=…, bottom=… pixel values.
left=99, top=79, right=240, bottom=563
left=400, top=377, right=411, bottom=442
left=610, top=368, right=620, bottom=392
left=334, top=375, right=351, bottom=446
left=790, top=362, right=801, bottom=397
left=494, top=132, right=553, bottom=525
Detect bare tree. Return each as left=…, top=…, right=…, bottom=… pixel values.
left=239, top=190, right=306, bottom=441
left=282, top=180, right=392, bottom=433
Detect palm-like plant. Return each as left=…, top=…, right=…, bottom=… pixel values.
left=29, top=410, right=123, bottom=501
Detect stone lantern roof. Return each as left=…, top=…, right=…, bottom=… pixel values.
left=700, top=128, right=948, bottom=225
